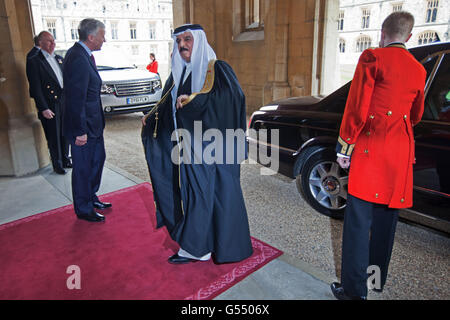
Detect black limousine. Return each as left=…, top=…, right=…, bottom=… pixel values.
left=248, top=42, right=450, bottom=234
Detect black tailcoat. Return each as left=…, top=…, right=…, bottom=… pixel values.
left=26, top=51, right=69, bottom=168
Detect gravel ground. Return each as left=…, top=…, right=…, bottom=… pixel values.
left=104, top=112, right=450, bottom=300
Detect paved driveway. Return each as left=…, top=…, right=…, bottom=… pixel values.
left=104, top=112, right=450, bottom=300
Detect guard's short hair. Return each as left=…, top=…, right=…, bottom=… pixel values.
left=78, top=18, right=105, bottom=41
left=382, top=11, right=415, bottom=40
left=33, top=35, right=39, bottom=46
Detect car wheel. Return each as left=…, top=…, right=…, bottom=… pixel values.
left=296, top=148, right=347, bottom=219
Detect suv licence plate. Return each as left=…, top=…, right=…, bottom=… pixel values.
left=127, top=96, right=150, bottom=105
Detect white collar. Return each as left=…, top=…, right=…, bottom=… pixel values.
left=385, top=41, right=405, bottom=47
left=41, top=49, right=55, bottom=58
left=184, top=62, right=192, bottom=73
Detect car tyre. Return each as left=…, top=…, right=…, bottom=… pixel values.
left=296, top=148, right=347, bottom=219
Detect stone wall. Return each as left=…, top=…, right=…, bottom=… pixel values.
left=0, top=0, right=47, bottom=176
left=172, top=0, right=339, bottom=114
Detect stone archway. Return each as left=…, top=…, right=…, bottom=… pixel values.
left=0, top=0, right=49, bottom=176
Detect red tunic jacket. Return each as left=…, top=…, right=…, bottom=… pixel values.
left=337, top=44, right=426, bottom=208
left=146, top=61, right=158, bottom=74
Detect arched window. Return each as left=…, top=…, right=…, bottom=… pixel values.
left=70, top=21, right=79, bottom=40
left=361, top=8, right=370, bottom=29
left=426, top=0, right=439, bottom=23
left=338, top=11, right=344, bottom=31
left=46, top=19, right=57, bottom=39
left=392, top=2, right=403, bottom=12
left=418, top=31, right=438, bottom=45
left=339, top=39, right=346, bottom=53
left=356, top=35, right=371, bottom=52
left=245, top=0, right=264, bottom=30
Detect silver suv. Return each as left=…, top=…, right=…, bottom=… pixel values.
left=56, top=47, right=163, bottom=115
left=93, top=48, right=162, bottom=115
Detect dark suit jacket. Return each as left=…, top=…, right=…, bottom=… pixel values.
left=63, top=42, right=105, bottom=140
left=26, top=50, right=64, bottom=113
left=26, top=46, right=40, bottom=60
left=26, top=47, right=40, bottom=96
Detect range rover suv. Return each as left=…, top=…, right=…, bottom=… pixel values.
left=93, top=48, right=162, bottom=115
left=56, top=47, right=162, bottom=115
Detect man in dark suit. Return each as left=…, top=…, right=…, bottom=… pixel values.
left=26, top=36, right=40, bottom=60
left=26, top=31, right=71, bottom=174
left=63, top=18, right=111, bottom=222
left=26, top=36, right=40, bottom=97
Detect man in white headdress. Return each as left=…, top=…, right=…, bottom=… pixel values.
left=142, top=24, right=253, bottom=264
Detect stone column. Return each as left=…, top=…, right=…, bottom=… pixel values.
left=0, top=0, right=48, bottom=176
left=263, top=0, right=291, bottom=105
left=172, top=0, right=188, bottom=26
left=314, top=0, right=340, bottom=96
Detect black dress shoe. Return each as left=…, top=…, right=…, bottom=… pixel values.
left=54, top=167, right=66, bottom=175
left=330, top=282, right=366, bottom=300
left=93, top=201, right=112, bottom=210
left=168, top=253, right=197, bottom=265
left=63, top=162, right=72, bottom=168
left=76, top=211, right=105, bottom=222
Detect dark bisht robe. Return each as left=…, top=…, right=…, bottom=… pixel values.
left=142, top=60, right=253, bottom=263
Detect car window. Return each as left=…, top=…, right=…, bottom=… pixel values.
left=421, top=55, right=438, bottom=84
left=423, top=53, right=450, bottom=122
left=93, top=46, right=135, bottom=70
left=318, top=82, right=351, bottom=113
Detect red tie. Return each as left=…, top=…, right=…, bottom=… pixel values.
left=90, top=54, right=97, bottom=69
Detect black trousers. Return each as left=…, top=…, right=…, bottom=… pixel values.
left=70, top=136, right=105, bottom=215
left=38, top=109, right=70, bottom=169
left=341, top=194, right=399, bottom=297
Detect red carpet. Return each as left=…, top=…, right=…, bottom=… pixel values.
left=0, top=183, right=282, bottom=300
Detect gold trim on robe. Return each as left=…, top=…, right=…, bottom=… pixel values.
left=143, top=82, right=175, bottom=123
left=181, top=59, right=217, bottom=107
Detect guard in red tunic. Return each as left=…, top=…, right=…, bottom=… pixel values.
left=331, top=11, right=426, bottom=300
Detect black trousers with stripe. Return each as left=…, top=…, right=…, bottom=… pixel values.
left=38, top=107, right=70, bottom=169
left=341, top=194, right=399, bottom=297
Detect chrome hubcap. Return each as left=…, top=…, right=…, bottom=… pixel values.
left=308, top=161, right=348, bottom=210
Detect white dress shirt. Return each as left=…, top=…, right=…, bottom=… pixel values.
left=78, top=41, right=93, bottom=57
left=182, top=62, right=192, bottom=85
left=41, top=49, right=64, bottom=89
